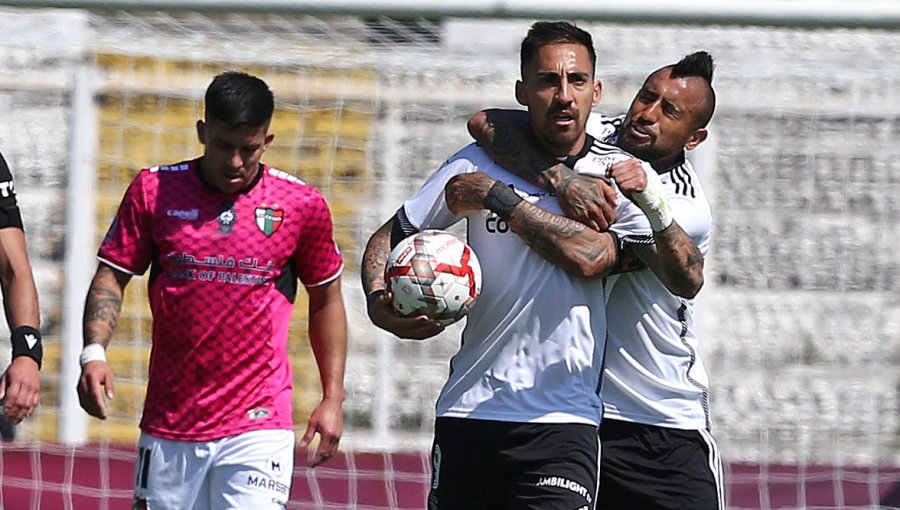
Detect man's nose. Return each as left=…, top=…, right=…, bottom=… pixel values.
left=229, top=151, right=243, bottom=169
left=556, top=82, right=573, bottom=103
left=640, top=101, right=662, bottom=123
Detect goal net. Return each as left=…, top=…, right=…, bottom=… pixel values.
left=0, top=6, right=898, bottom=509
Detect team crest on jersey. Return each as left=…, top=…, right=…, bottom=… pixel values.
left=255, top=205, right=283, bottom=236
left=218, top=201, right=236, bottom=234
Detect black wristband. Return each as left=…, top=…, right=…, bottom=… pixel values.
left=483, top=181, right=523, bottom=220
left=11, top=326, right=42, bottom=369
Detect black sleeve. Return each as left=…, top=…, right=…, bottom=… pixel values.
left=0, top=152, right=24, bottom=229
left=390, top=206, right=419, bottom=249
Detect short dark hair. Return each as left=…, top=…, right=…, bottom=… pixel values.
left=520, top=21, right=596, bottom=78
left=670, top=51, right=715, bottom=84
left=669, top=51, right=716, bottom=127
left=204, top=71, right=274, bottom=128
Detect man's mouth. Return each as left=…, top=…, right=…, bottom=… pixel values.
left=552, top=111, right=576, bottom=127
left=626, top=122, right=654, bottom=142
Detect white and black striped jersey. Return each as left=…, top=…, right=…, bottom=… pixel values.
left=588, top=113, right=714, bottom=430
left=400, top=140, right=653, bottom=426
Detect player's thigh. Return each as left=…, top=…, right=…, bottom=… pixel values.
left=209, top=429, right=295, bottom=510
left=132, top=432, right=213, bottom=510
left=507, top=423, right=600, bottom=510
left=598, top=420, right=723, bottom=510
left=428, top=418, right=504, bottom=510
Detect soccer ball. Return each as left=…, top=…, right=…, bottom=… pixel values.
left=385, top=229, right=482, bottom=325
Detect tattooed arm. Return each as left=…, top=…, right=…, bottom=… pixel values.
left=628, top=225, right=704, bottom=298
left=609, top=159, right=704, bottom=298
left=469, top=109, right=704, bottom=296
left=77, top=263, right=132, bottom=419
left=510, top=202, right=619, bottom=279
left=446, top=173, right=620, bottom=279
left=467, top=109, right=618, bottom=231
left=466, top=110, right=559, bottom=189
left=360, top=218, right=444, bottom=340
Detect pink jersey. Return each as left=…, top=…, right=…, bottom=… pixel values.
left=99, top=159, right=343, bottom=441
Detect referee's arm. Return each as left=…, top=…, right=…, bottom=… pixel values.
left=0, top=149, right=42, bottom=425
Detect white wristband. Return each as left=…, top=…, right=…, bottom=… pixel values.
left=80, top=343, right=107, bottom=367
left=631, top=162, right=674, bottom=232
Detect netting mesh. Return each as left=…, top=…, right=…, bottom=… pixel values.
left=0, top=6, right=898, bottom=508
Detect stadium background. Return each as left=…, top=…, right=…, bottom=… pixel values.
left=0, top=1, right=898, bottom=508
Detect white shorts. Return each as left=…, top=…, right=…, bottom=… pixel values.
left=132, top=429, right=295, bottom=510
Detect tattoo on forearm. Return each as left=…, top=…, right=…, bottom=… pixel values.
left=362, top=238, right=390, bottom=295
left=511, top=204, right=610, bottom=268
left=656, top=227, right=704, bottom=271
left=633, top=223, right=706, bottom=297
left=84, top=286, right=121, bottom=345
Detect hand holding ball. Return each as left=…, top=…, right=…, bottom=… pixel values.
left=385, top=230, right=482, bottom=325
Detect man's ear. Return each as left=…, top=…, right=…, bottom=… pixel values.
left=592, top=79, right=602, bottom=107
left=196, top=119, right=206, bottom=145
left=685, top=128, right=708, bottom=150
left=515, top=80, right=527, bottom=106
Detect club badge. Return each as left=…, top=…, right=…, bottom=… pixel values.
left=255, top=205, right=284, bottom=236
left=218, top=201, right=236, bottom=234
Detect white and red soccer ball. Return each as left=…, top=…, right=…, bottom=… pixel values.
left=385, top=230, right=482, bottom=325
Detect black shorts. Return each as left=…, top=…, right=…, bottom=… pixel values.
left=597, top=419, right=725, bottom=510
left=429, top=417, right=599, bottom=510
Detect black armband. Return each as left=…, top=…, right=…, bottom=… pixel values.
left=11, top=326, right=42, bottom=369
left=609, top=233, right=649, bottom=275
left=483, top=181, right=523, bottom=220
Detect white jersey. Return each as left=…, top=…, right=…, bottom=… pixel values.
left=589, top=113, right=714, bottom=430
left=401, top=141, right=652, bottom=426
